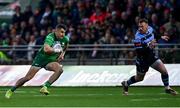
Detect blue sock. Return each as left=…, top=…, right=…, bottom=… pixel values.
left=127, top=76, right=137, bottom=86
left=161, top=74, right=169, bottom=87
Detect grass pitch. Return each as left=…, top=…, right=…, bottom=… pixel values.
left=0, top=86, right=180, bottom=107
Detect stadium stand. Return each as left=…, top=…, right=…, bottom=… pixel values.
left=0, top=0, right=180, bottom=65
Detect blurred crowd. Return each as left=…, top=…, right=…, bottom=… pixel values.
left=0, top=0, right=180, bottom=64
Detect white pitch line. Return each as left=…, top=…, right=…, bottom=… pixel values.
left=0, top=90, right=37, bottom=94
left=131, top=98, right=168, bottom=102
left=33, top=93, right=114, bottom=97
left=15, top=91, right=37, bottom=93
left=128, top=93, right=166, bottom=96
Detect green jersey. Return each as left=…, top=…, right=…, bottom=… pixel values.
left=32, top=33, right=69, bottom=68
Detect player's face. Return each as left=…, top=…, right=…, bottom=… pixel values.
left=138, top=22, right=148, bottom=34
left=56, top=28, right=66, bottom=39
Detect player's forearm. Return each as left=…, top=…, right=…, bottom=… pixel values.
left=61, top=46, right=68, bottom=56
left=62, top=44, right=69, bottom=56
left=44, top=44, right=61, bottom=54
left=44, top=45, right=53, bottom=54
left=61, top=51, right=66, bottom=57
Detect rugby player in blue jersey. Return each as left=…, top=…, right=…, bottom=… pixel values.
left=121, top=18, right=178, bottom=96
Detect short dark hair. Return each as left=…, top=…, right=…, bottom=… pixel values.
left=56, top=24, right=67, bottom=31
left=138, top=18, right=148, bottom=24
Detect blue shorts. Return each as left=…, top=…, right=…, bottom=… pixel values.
left=136, top=50, right=158, bottom=74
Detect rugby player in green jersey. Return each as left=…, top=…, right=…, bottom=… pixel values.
left=5, top=24, right=69, bottom=98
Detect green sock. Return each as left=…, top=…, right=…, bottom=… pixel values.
left=11, top=86, right=16, bottom=92
left=44, top=81, right=51, bottom=88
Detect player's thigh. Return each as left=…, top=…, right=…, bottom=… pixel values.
left=24, top=66, right=41, bottom=79
left=151, top=59, right=168, bottom=74
left=136, top=60, right=149, bottom=74
left=45, top=62, right=63, bottom=72
left=32, top=55, right=49, bottom=68
left=136, top=59, right=148, bottom=80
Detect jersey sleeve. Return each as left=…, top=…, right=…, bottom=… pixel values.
left=134, top=33, right=142, bottom=48
left=44, top=34, right=54, bottom=46
left=134, top=31, right=141, bottom=42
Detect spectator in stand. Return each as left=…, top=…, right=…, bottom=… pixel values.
left=28, top=35, right=36, bottom=62
left=12, top=6, right=23, bottom=28
left=149, top=13, right=160, bottom=34
left=35, top=29, right=47, bottom=45
left=9, top=35, right=27, bottom=62
left=23, top=5, right=33, bottom=22
left=160, top=14, right=180, bottom=43
left=40, top=5, right=53, bottom=29
left=89, top=2, right=107, bottom=24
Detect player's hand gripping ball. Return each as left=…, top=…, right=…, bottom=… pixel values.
left=53, top=43, right=62, bottom=53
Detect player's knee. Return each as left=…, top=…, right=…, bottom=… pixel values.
left=160, top=69, right=168, bottom=75
left=53, top=64, right=63, bottom=73
left=138, top=77, right=144, bottom=81
left=56, top=65, right=63, bottom=73
left=54, top=63, right=61, bottom=71
left=135, top=76, right=144, bottom=81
